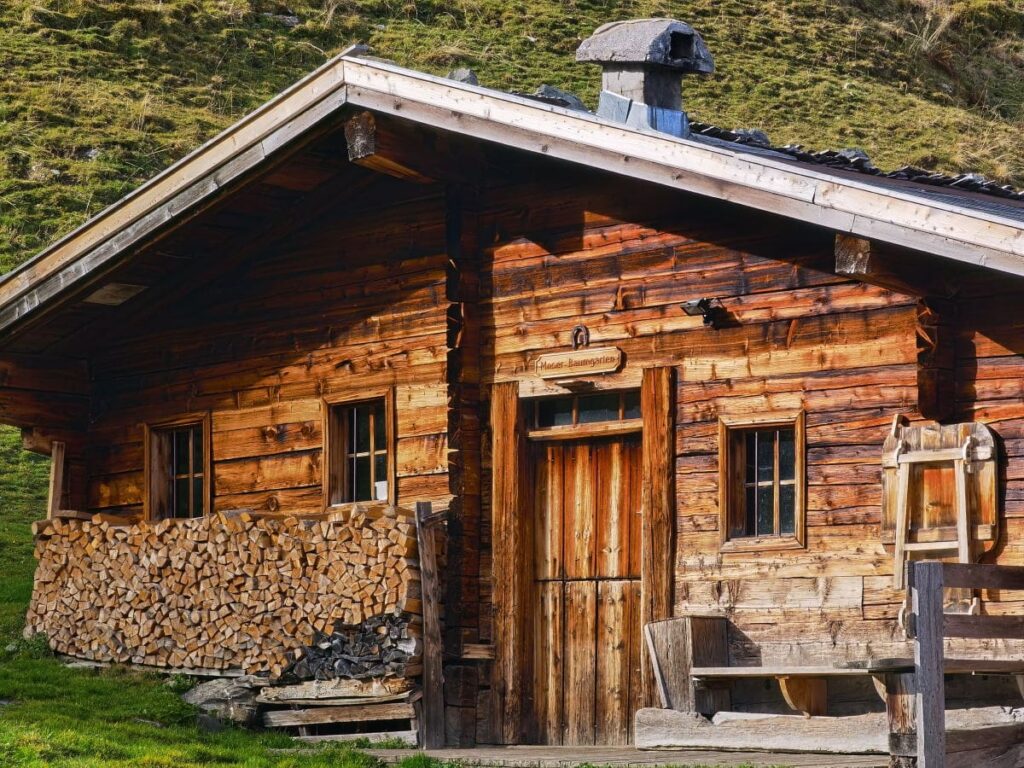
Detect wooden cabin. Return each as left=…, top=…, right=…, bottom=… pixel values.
left=5, top=19, right=1024, bottom=751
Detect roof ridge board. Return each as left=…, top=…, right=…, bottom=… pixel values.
left=343, top=59, right=1024, bottom=242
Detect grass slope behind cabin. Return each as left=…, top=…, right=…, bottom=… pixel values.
left=1, top=0, right=1023, bottom=270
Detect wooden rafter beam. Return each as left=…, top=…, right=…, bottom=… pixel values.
left=834, top=234, right=957, bottom=299
left=344, top=111, right=483, bottom=185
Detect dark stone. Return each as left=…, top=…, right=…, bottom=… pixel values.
left=181, top=676, right=263, bottom=726
left=196, top=713, right=226, bottom=733
left=532, top=85, right=588, bottom=112
left=447, top=68, right=479, bottom=85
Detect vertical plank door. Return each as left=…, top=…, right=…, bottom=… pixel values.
left=531, top=435, right=641, bottom=745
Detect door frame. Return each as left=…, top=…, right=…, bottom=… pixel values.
left=490, top=367, right=676, bottom=744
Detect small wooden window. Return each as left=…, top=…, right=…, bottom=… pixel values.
left=146, top=417, right=210, bottom=521
left=327, top=398, right=392, bottom=505
left=533, top=391, right=640, bottom=428
left=720, top=413, right=805, bottom=550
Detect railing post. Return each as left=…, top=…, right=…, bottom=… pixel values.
left=913, top=561, right=946, bottom=768
left=415, top=501, right=445, bottom=748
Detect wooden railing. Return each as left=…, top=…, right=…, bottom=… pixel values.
left=908, top=561, right=1024, bottom=767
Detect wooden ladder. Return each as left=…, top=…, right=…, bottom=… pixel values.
left=891, top=437, right=974, bottom=592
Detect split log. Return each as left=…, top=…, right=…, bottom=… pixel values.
left=26, top=503, right=422, bottom=677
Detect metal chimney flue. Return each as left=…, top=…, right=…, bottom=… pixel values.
left=576, top=19, right=714, bottom=137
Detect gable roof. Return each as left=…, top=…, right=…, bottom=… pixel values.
left=2, top=51, right=1023, bottom=337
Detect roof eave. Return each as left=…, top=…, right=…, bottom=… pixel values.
left=1, top=55, right=1022, bottom=338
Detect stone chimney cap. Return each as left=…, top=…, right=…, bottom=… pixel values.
left=575, top=18, right=714, bottom=74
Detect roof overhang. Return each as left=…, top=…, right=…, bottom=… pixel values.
left=2, top=53, right=1023, bottom=337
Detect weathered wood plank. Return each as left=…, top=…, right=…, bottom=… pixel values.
left=416, top=501, right=445, bottom=749
left=640, top=366, right=675, bottom=709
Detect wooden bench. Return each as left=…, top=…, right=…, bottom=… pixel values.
left=645, top=616, right=880, bottom=717
left=881, top=561, right=1024, bottom=767
left=688, top=665, right=872, bottom=717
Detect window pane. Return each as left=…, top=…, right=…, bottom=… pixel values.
left=779, top=428, right=795, bottom=481
left=174, top=478, right=190, bottom=518
left=374, top=454, right=389, bottom=501
left=373, top=402, right=386, bottom=449
left=744, top=486, right=756, bottom=537
left=744, top=432, right=756, bottom=483
left=780, top=484, right=796, bottom=535
left=757, top=430, right=775, bottom=483
left=354, top=406, right=370, bottom=453
left=174, top=430, right=189, bottom=474
left=623, top=390, right=641, bottom=419
left=192, top=426, right=203, bottom=472
left=354, top=455, right=371, bottom=501
left=756, top=484, right=774, bottom=536
left=192, top=477, right=204, bottom=518
left=578, top=393, right=620, bottom=423
left=537, top=397, right=573, bottom=428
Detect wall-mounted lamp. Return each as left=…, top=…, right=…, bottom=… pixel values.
left=681, top=297, right=725, bottom=329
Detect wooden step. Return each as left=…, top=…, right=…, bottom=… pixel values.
left=263, top=700, right=415, bottom=728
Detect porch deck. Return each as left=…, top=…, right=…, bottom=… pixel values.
left=367, top=746, right=887, bottom=767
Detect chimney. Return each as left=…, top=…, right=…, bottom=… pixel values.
left=576, top=18, right=714, bottom=137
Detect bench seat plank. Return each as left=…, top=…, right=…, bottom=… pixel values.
left=861, top=658, right=1024, bottom=675
left=690, top=666, right=870, bottom=679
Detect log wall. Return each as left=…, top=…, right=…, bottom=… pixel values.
left=83, top=190, right=452, bottom=520
left=476, top=176, right=919, bottom=662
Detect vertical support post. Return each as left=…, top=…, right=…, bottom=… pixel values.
left=883, top=671, right=918, bottom=768
left=416, top=501, right=445, bottom=749
left=893, top=461, right=912, bottom=589
left=953, top=454, right=971, bottom=567
left=46, top=440, right=66, bottom=520
left=490, top=382, right=530, bottom=744
left=912, top=561, right=946, bottom=768
left=640, top=366, right=676, bottom=708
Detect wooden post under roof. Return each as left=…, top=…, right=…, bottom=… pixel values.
left=489, top=381, right=531, bottom=744
left=46, top=440, right=65, bottom=520
left=640, top=366, right=676, bottom=707
left=415, top=500, right=445, bottom=748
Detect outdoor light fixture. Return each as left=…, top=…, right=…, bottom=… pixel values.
left=680, top=297, right=725, bottom=329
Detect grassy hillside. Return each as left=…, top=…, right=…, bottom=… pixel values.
left=1, top=0, right=1024, bottom=273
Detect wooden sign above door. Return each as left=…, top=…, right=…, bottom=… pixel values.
left=535, top=347, right=623, bottom=379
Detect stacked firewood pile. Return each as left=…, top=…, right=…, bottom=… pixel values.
left=286, top=614, right=422, bottom=681
left=26, top=504, right=422, bottom=677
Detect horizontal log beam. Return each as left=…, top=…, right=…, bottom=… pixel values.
left=344, top=111, right=482, bottom=185
left=834, top=234, right=957, bottom=299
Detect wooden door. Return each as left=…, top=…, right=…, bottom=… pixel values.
left=531, top=435, right=642, bottom=745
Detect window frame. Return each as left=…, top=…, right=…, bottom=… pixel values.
left=323, top=389, right=396, bottom=508
left=526, top=389, right=642, bottom=442
left=143, top=412, right=212, bottom=522
left=718, top=411, right=806, bottom=552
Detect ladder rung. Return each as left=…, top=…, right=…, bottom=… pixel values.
left=898, top=448, right=969, bottom=464
left=904, top=541, right=959, bottom=552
